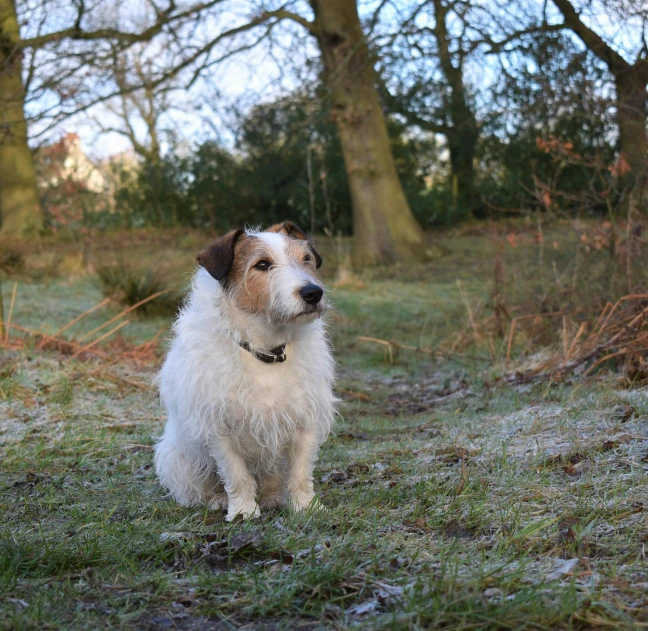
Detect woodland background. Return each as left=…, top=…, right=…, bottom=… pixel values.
left=1, top=0, right=647, bottom=263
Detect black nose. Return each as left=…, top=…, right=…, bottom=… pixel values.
left=299, top=283, right=323, bottom=305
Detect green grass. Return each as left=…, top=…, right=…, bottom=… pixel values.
left=1, top=224, right=647, bottom=629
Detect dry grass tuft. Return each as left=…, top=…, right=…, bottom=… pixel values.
left=97, top=260, right=183, bottom=318
left=332, top=266, right=365, bottom=290
left=0, top=240, right=26, bottom=275
left=504, top=293, right=648, bottom=384
left=0, top=282, right=165, bottom=370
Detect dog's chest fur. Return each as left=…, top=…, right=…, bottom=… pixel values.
left=223, top=350, right=325, bottom=458
left=159, top=271, right=334, bottom=462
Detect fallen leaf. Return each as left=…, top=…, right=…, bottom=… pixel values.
left=347, top=461, right=370, bottom=475
left=563, top=464, right=579, bottom=477
left=612, top=404, right=635, bottom=423
left=434, top=446, right=473, bottom=464
left=442, top=519, right=473, bottom=539
left=321, top=469, right=347, bottom=484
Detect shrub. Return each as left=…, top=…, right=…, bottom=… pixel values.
left=96, top=261, right=183, bottom=318
left=0, top=241, right=26, bottom=275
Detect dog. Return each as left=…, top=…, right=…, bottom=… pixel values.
left=154, top=221, right=336, bottom=521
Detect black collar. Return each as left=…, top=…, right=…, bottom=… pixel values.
left=238, top=340, right=287, bottom=364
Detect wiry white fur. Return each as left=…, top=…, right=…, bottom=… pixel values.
left=154, top=230, right=336, bottom=520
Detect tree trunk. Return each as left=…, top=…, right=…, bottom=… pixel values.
left=311, top=0, right=428, bottom=266
left=447, top=114, right=480, bottom=217
left=432, top=0, right=481, bottom=217
left=615, top=69, right=648, bottom=191
left=0, top=0, right=42, bottom=238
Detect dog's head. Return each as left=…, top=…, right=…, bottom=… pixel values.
left=197, top=221, right=325, bottom=323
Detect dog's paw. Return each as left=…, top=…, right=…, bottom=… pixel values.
left=208, top=493, right=228, bottom=511
left=226, top=501, right=260, bottom=522
left=259, top=493, right=286, bottom=511
left=289, top=493, right=322, bottom=513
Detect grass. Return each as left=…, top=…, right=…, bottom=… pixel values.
left=1, top=223, right=647, bottom=629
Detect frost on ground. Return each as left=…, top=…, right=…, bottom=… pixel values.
left=1, top=348, right=648, bottom=629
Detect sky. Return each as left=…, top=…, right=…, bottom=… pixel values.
left=23, top=0, right=646, bottom=162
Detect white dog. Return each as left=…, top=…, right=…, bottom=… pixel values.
left=154, top=221, right=336, bottom=521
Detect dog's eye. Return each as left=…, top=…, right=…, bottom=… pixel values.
left=304, top=253, right=311, bottom=263
left=254, top=260, right=271, bottom=271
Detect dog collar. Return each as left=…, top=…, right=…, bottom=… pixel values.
left=238, top=340, right=287, bottom=364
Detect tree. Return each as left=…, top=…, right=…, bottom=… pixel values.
left=308, top=0, right=428, bottom=265
left=550, top=0, right=648, bottom=196
left=0, top=0, right=42, bottom=237
left=95, top=50, right=169, bottom=165
left=93, top=48, right=178, bottom=226
left=4, top=0, right=430, bottom=264
left=0, top=0, right=212, bottom=238
left=380, top=0, right=482, bottom=218
left=482, top=31, right=616, bottom=214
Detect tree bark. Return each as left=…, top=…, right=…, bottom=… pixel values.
left=0, top=0, right=42, bottom=238
left=310, top=0, right=428, bottom=266
left=432, top=0, right=481, bottom=217
left=447, top=125, right=480, bottom=215
left=616, top=68, right=648, bottom=187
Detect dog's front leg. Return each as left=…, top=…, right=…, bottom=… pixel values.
left=212, top=438, right=260, bottom=521
left=286, top=429, right=319, bottom=512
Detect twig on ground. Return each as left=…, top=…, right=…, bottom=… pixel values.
left=44, top=298, right=111, bottom=344
left=505, top=296, right=648, bottom=385
left=77, top=290, right=169, bottom=343
left=3, top=323, right=107, bottom=358
left=336, top=387, right=370, bottom=401
left=69, top=320, right=130, bottom=360
left=357, top=336, right=489, bottom=363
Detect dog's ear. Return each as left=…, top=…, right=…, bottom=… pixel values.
left=196, top=229, right=245, bottom=283
left=267, top=220, right=322, bottom=269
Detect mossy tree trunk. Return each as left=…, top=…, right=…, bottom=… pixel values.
left=0, top=0, right=42, bottom=238
left=310, top=0, right=428, bottom=266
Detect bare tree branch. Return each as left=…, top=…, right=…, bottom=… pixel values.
left=551, top=0, right=630, bottom=73
left=18, top=0, right=223, bottom=49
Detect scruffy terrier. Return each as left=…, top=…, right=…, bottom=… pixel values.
left=154, top=222, right=336, bottom=520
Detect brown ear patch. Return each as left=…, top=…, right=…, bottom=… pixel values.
left=196, top=229, right=244, bottom=284
left=266, top=220, right=322, bottom=269
left=267, top=220, right=308, bottom=240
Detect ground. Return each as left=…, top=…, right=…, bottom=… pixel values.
left=1, top=224, right=647, bottom=630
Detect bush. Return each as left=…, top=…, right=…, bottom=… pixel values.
left=96, top=261, right=183, bottom=318
left=0, top=241, right=26, bottom=275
